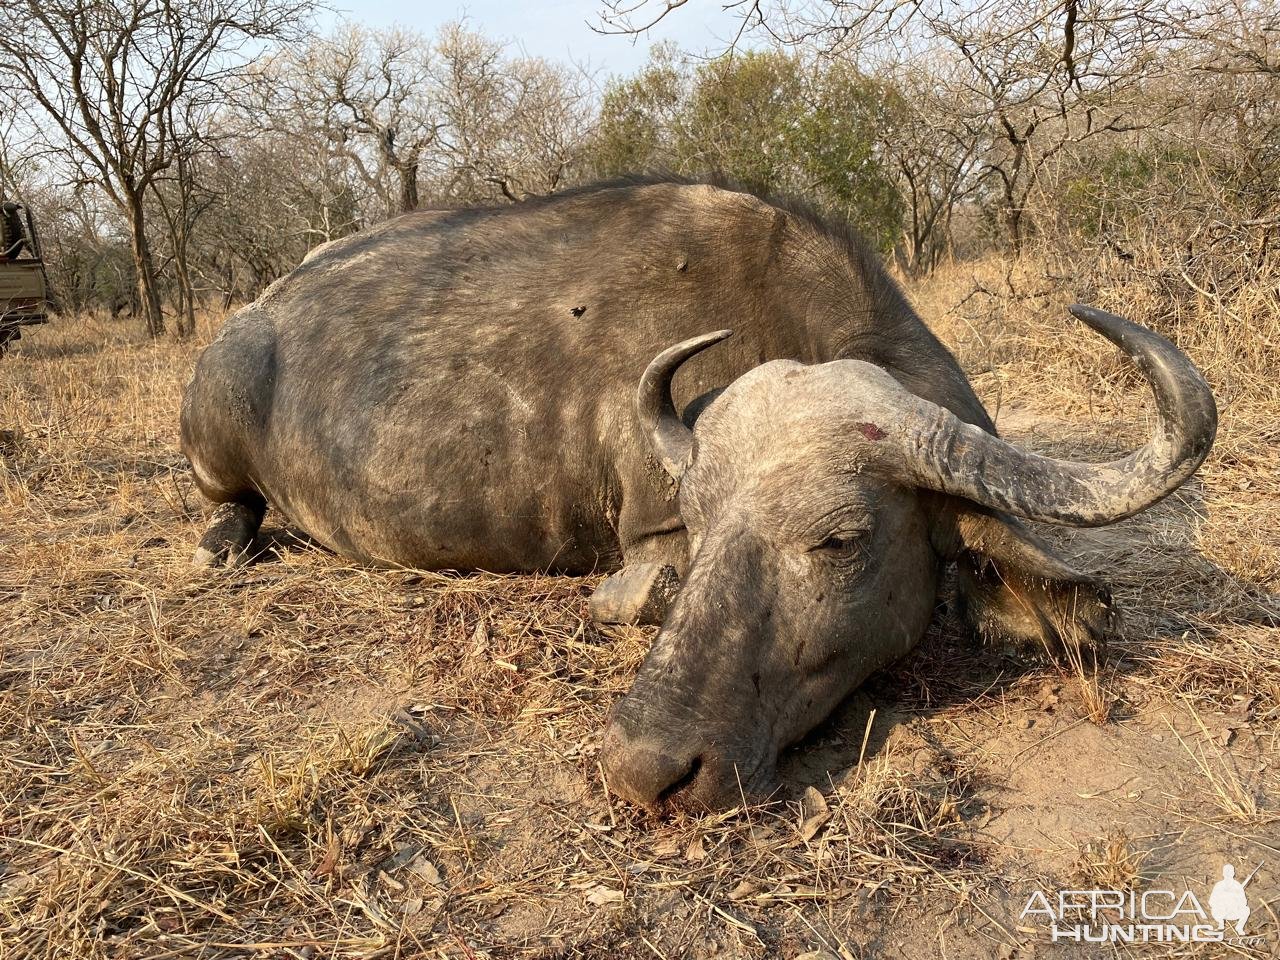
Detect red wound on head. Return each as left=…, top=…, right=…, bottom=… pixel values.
left=854, top=421, right=887, bottom=441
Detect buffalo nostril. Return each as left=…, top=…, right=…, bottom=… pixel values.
left=600, top=723, right=707, bottom=810
left=654, top=755, right=702, bottom=806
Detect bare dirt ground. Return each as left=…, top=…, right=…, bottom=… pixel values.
left=2, top=258, right=1277, bottom=959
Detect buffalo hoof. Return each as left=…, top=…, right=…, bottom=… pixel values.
left=589, top=563, right=680, bottom=625
left=191, top=544, right=250, bottom=568
left=192, top=500, right=264, bottom=569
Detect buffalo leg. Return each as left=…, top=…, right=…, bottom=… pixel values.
left=589, top=562, right=681, bottom=625
left=192, top=494, right=266, bottom=568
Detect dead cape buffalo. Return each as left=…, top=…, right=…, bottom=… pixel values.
left=181, top=175, right=1217, bottom=812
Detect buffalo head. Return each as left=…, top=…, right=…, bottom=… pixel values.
left=600, top=306, right=1216, bottom=811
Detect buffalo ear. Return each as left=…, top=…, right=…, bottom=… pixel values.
left=949, top=509, right=1117, bottom=654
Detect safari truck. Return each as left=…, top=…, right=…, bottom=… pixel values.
left=0, top=199, right=50, bottom=355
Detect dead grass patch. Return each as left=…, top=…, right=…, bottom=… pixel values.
left=1072, top=831, right=1150, bottom=891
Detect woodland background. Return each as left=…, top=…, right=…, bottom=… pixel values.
left=1, top=0, right=1276, bottom=337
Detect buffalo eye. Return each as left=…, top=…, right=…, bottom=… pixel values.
left=809, top=531, right=868, bottom=559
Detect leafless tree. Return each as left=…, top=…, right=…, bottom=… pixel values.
left=193, top=103, right=362, bottom=301
left=276, top=26, right=441, bottom=216
left=258, top=23, right=593, bottom=216
left=431, top=24, right=595, bottom=204
left=150, top=125, right=216, bottom=336
left=877, top=60, right=984, bottom=272
left=0, top=115, right=42, bottom=200
left=938, top=1, right=1167, bottom=250
left=0, top=0, right=311, bottom=337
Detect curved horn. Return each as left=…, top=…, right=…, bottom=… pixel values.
left=637, top=330, right=733, bottom=480
left=904, top=305, right=1217, bottom=526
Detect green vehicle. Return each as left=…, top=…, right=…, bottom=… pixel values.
left=0, top=199, right=50, bottom=355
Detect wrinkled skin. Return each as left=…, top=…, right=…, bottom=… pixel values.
left=600, top=360, right=1117, bottom=810
left=604, top=363, right=942, bottom=806
left=182, top=175, right=1210, bottom=814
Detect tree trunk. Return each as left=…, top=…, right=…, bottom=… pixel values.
left=173, top=232, right=196, bottom=338
left=999, top=177, right=1025, bottom=255
left=1005, top=203, right=1025, bottom=255
left=220, top=258, right=235, bottom=311
left=398, top=159, right=419, bottom=213
left=125, top=191, right=165, bottom=338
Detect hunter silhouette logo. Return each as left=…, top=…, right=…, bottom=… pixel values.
left=1210, top=864, right=1251, bottom=935
left=1020, top=861, right=1265, bottom=944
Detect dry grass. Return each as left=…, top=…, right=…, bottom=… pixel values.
left=911, top=248, right=1280, bottom=709
left=1072, top=831, right=1149, bottom=891
left=1, top=252, right=1278, bottom=958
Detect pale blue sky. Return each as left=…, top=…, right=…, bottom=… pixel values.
left=323, top=1, right=748, bottom=77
